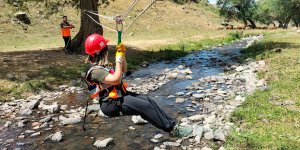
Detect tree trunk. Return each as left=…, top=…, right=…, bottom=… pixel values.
left=247, top=18, right=256, bottom=28
left=243, top=19, right=248, bottom=28
left=283, top=16, right=291, bottom=28
left=278, top=21, right=284, bottom=28
left=71, top=0, right=103, bottom=53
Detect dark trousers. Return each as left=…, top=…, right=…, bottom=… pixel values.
left=63, top=36, right=71, bottom=53
left=100, top=94, right=176, bottom=132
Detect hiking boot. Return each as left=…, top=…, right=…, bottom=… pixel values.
left=171, top=124, right=193, bottom=138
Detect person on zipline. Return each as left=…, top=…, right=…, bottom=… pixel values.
left=83, top=34, right=193, bottom=137
left=60, top=16, right=75, bottom=53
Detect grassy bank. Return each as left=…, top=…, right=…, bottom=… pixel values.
left=226, top=31, right=300, bottom=149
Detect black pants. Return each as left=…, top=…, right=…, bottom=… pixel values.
left=100, top=93, right=176, bottom=132
left=63, top=36, right=71, bottom=53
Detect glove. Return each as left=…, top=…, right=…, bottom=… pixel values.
left=116, top=43, right=126, bottom=53
left=115, top=43, right=126, bottom=63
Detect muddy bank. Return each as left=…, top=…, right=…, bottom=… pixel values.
left=0, top=36, right=266, bottom=150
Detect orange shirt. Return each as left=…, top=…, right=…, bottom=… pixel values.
left=60, top=22, right=72, bottom=37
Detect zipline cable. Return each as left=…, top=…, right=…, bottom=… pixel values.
left=122, top=0, right=156, bottom=38
left=85, top=13, right=117, bottom=33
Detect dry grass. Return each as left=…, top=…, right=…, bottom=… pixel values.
left=0, top=0, right=225, bottom=52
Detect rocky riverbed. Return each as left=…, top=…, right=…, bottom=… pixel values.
left=0, top=36, right=265, bottom=150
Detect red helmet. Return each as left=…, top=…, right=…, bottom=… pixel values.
left=85, top=34, right=109, bottom=56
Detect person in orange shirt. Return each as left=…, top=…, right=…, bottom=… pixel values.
left=60, top=16, right=75, bottom=53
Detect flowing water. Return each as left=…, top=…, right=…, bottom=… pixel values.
left=0, top=37, right=260, bottom=150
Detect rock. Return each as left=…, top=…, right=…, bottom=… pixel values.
left=87, top=104, right=100, bottom=114
left=60, top=105, right=68, bottom=111
left=16, top=142, right=26, bottom=146
left=18, top=135, right=25, bottom=139
left=204, top=131, right=214, bottom=140
left=204, top=115, right=216, bottom=124
left=219, top=146, right=225, bottom=150
left=214, top=129, right=225, bottom=141
left=45, top=131, right=63, bottom=142
left=175, top=92, right=185, bottom=96
left=30, top=132, right=41, bottom=137
left=192, top=94, right=204, bottom=99
left=167, top=95, right=175, bottom=99
left=39, top=116, right=52, bottom=123
left=3, top=139, right=14, bottom=145
left=235, top=66, right=245, bottom=72
left=235, top=95, right=245, bottom=101
left=154, top=134, right=164, bottom=139
left=175, top=98, right=185, bottom=103
left=24, top=100, right=40, bottom=109
left=19, top=108, right=33, bottom=116
left=193, top=125, right=203, bottom=136
left=163, top=142, right=180, bottom=147
left=59, top=115, right=81, bottom=125
left=31, top=122, right=41, bottom=127
left=195, top=134, right=201, bottom=143
left=4, top=121, right=11, bottom=128
left=201, top=146, right=212, bottom=150
left=188, top=115, right=203, bottom=121
left=93, top=138, right=114, bottom=148
left=128, top=126, right=135, bottom=130
left=131, top=115, right=148, bottom=124
left=183, top=68, right=193, bottom=75
left=25, top=130, right=36, bottom=134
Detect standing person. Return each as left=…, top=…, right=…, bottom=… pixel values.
left=84, top=34, right=193, bottom=137
left=60, top=16, right=75, bottom=53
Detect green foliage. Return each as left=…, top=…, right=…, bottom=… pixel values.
left=217, top=0, right=257, bottom=27
left=228, top=31, right=243, bottom=40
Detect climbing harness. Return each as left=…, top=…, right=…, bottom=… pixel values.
left=82, top=65, right=128, bottom=131
left=82, top=0, right=157, bottom=43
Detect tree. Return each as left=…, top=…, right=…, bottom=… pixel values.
left=255, top=0, right=300, bottom=28
left=217, top=0, right=257, bottom=28
left=5, top=0, right=107, bottom=53
left=70, top=0, right=103, bottom=53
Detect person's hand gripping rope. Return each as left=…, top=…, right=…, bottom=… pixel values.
left=116, top=43, right=126, bottom=63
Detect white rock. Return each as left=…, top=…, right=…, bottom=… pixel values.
left=128, top=126, right=135, bottom=130
left=201, top=146, right=212, bottom=150
left=60, top=105, right=68, bottom=111
left=45, top=131, right=63, bottom=142
left=163, top=142, right=180, bottom=147
left=204, top=115, right=216, bottom=124
left=204, top=131, right=214, bottom=140
left=175, top=92, right=185, bottom=96
left=93, top=138, right=114, bottom=148
left=188, top=115, right=203, bottom=121
left=154, top=134, right=164, bottom=139
left=175, top=98, right=185, bottom=103
left=195, top=134, right=201, bottom=143
left=236, top=66, right=245, bottom=72
left=23, top=100, right=40, bottom=109
left=39, top=116, right=52, bottom=123
left=192, top=94, right=204, bottom=99
left=193, top=125, right=203, bottom=136
left=167, top=95, right=175, bottom=99
left=4, top=121, right=12, bottom=128
left=131, top=115, right=148, bottom=124
left=19, top=108, right=33, bottom=116
left=30, top=132, right=41, bottom=137
left=214, top=129, right=225, bottom=141
left=59, top=115, right=81, bottom=125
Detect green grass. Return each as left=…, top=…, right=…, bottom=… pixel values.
left=154, top=31, right=244, bottom=52
left=226, top=30, right=300, bottom=149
